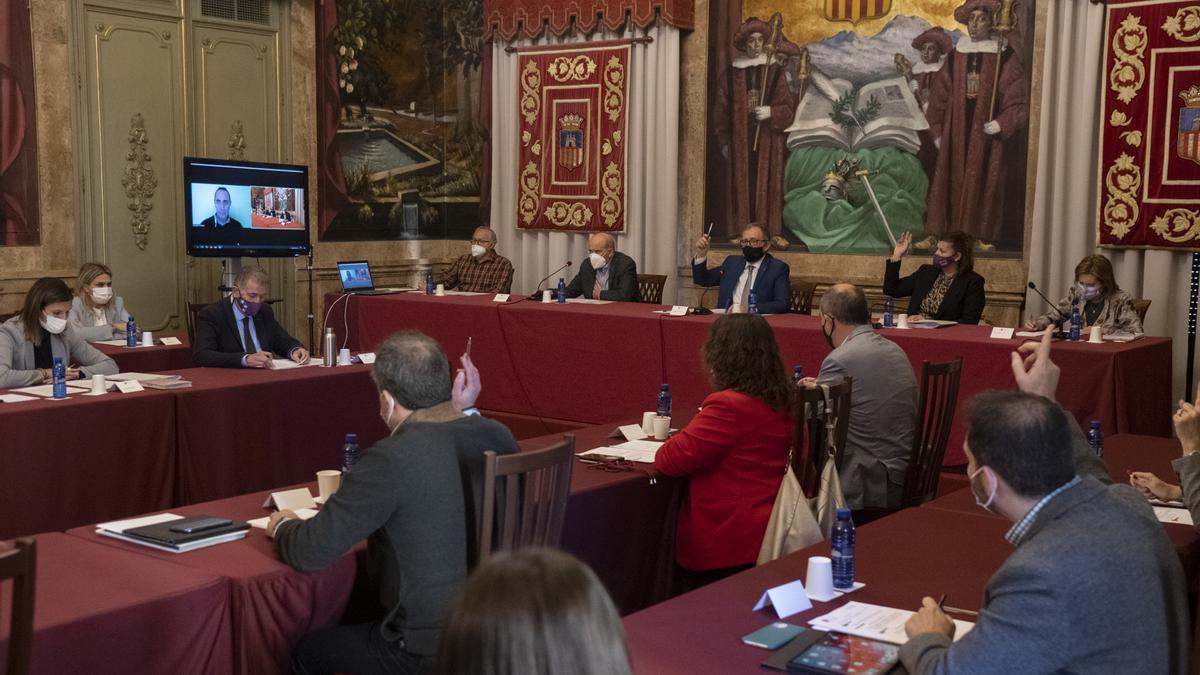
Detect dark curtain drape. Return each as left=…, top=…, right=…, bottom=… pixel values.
left=316, top=0, right=348, bottom=239
left=703, top=1, right=743, bottom=238
left=1, top=0, right=39, bottom=246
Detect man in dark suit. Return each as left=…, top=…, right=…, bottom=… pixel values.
left=192, top=266, right=308, bottom=368
left=565, top=232, right=638, bottom=302
left=692, top=223, right=791, bottom=313
left=199, top=187, right=243, bottom=228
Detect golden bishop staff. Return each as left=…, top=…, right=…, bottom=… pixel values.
left=752, top=14, right=784, bottom=153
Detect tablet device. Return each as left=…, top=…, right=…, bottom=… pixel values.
left=787, top=632, right=899, bottom=675
left=742, top=622, right=804, bottom=650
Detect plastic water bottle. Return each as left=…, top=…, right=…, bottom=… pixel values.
left=126, top=315, right=138, bottom=347
left=883, top=296, right=894, bottom=328
left=556, top=278, right=567, bottom=304
left=831, top=509, right=856, bottom=590
left=52, top=357, right=67, bottom=399
left=1069, top=303, right=1082, bottom=341
left=748, top=290, right=759, bottom=314
left=341, top=433, right=361, bottom=474
left=1087, top=420, right=1104, bottom=458
left=793, top=365, right=804, bottom=385
left=657, top=384, right=672, bottom=417
left=425, top=270, right=434, bottom=295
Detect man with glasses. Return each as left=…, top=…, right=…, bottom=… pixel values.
left=565, top=232, right=639, bottom=302
left=693, top=223, right=791, bottom=313
left=440, top=226, right=514, bottom=294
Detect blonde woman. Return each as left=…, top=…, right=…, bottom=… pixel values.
left=68, top=262, right=132, bottom=341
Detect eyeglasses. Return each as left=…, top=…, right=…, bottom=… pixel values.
left=580, top=456, right=657, bottom=485
left=740, top=238, right=767, bottom=247
left=470, top=239, right=491, bottom=246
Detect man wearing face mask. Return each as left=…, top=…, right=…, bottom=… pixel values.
left=565, top=232, right=639, bottom=302
left=192, top=266, right=309, bottom=368
left=438, top=226, right=513, bottom=294
left=267, top=330, right=518, bottom=674
left=693, top=224, right=791, bottom=313
left=0, top=277, right=117, bottom=388
left=799, top=284, right=916, bottom=510
left=899, top=328, right=1189, bottom=674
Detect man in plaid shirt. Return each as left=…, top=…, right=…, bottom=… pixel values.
left=440, top=226, right=514, bottom=294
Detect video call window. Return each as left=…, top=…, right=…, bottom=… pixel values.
left=190, top=183, right=307, bottom=230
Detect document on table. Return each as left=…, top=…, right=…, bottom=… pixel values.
left=0, top=393, right=38, bottom=403
left=11, top=383, right=89, bottom=397
left=908, top=319, right=957, bottom=329
left=269, top=359, right=320, bottom=370
left=248, top=508, right=319, bottom=529
left=564, top=298, right=613, bottom=305
left=808, top=601, right=975, bottom=645
left=1153, top=506, right=1194, bottom=526
left=1014, top=331, right=1046, bottom=338
left=578, top=439, right=663, bottom=463
left=96, top=512, right=183, bottom=533
left=109, top=372, right=181, bottom=382
left=92, top=339, right=130, bottom=346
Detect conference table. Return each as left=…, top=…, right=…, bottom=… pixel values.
left=329, top=292, right=1174, bottom=465
left=93, top=335, right=193, bottom=373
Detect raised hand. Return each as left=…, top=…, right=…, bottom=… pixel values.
left=891, top=231, right=912, bottom=262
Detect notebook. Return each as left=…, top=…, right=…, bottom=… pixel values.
left=337, top=260, right=407, bottom=295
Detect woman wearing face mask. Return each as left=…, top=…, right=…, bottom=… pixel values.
left=883, top=230, right=986, bottom=324
left=0, top=277, right=118, bottom=388
left=1022, top=254, right=1141, bottom=335
left=68, top=262, right=133, bottom=341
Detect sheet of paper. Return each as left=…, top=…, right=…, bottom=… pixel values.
left=0, top=393, right=38, bottom=403
left=262, top=487, right=317, bottom=512
left=357, top=352, right=377, bottom=364
left=808, top=601, right=974, bottom=645
left=618, top=424, right=648, bottom=442
left=92, top=339, right=130, bottom=346
left=108, top=372, right=173, bottom=382
left=270, top=359, right=300, bottom=370
left=579, top=439, right=663, bottom=463
left=492, top=294, right=511, bottom=302
left=564, top=298, right=613, bottom=305
left=1014, top=331, right=1045, bottom=338
left=115, top=380, right=145, bottom=393
left=443, top=290, right=486, bottom=296
left=1154, top=506, right=1194, bottom=526
left=248, top=508, right=320, bottom=530
left=1103, top=332, right=1141, bottom=342
left=96, top=512, right=183, bottom=533
left=989, top=327, right=1015, bottom=340
left=11, top=383, right=89, bottom=397
left=753, top=579, right=813, bottom=618
left=159, top=336, right=183, bottom=345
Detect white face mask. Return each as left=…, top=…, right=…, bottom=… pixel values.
left=589, top=252, right=608, bottom=270
left=380, top=391, right=401, bottom=435
left=91, top=287, right=114, bottom=304
left=969, top=465, right=998, bottom=513
left=41, top=313, right=68, bottom=335
left=470, top=244, right=487, bottom=258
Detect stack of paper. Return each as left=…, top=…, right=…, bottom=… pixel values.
left=248, top=508, right=319, bottom=530
left=11, top=383, right=89, bottom=397
left=95, top=513, right=249, bottom=553
left=808, top=601, right=975, bottom=644
left=578, top=440, right=663, bottom=463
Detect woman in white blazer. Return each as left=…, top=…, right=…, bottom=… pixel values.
left=68, top=262, right=132, bottom=341
left=0, top=277, right=117, bottom=388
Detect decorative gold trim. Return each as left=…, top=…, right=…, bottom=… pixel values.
left=228, top=120, right=246, bottom=160
left=518, top=162, right=540, bottom=225
left=1110, top=14, right=1148, bottom=105
left=1102, top=152, right=1140, bottom=240
left=1121, top=130, right=1143, bottom=146
left=1163, top=6, right=1200, bottom=42
left=1110, top=110, right=1131, bottom=127
left=520, top=60, right=540, bottom=125
left=543, top=201, right=594, bottom=227
left=1150, top=208, right=1200, bottom=243
left=547, top=55, right=597, bottom=82
left=600, top=162, right=622, bottom=227
left=603, top=55, right=624, bottom=122
left=121, top=114, right=158, bottom=251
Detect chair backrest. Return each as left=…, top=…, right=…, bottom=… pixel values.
left=1, top=537, right=36, bottom=675
left=789, top=279, right=817, bottom=314
left=901, top=358, right=963, bottom=508
left=478, top=434, right=575, bottom=564
left=1133, top=298, right=1152, bottom=325
left=0, top=312, right=16, bottom=324
left=793, top=378, right=852, bottom=493
left=636, top=274, right=667, bottom=304
left=185, top=302, right=208, bottom=345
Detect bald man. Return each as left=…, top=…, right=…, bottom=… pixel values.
left=565, top=233, right=639, bottom=302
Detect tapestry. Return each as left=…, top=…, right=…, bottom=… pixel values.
left=704, top=0, right=1037, bottom=255
left=484, top=0, right=694, bottom=40
left=1, top=0, right=39, bottom=246
left=1099, top=1, right=1200, bottom=250
left=316, top=0, right=484, bottom=242
left=515, top=42, right=631, bottom=232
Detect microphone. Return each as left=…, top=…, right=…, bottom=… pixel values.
left=530, top=261, right=572, bottom=299
left=691, top=285, right=716, bottom=315
left=1027, top=281, right=1066, bottom=336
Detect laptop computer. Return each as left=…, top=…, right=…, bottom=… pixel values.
left=337, top=260, right=406, bottom=295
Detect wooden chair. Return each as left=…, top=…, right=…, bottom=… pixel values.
left=794, top=378, right=853, bottom=495
left=185, top=302, right=209, bottom=345
left=789, top=279, right=817, bottom=314
left=1133, top=298, right=1151, bottom=325
left=1, top=537, right=36, bottom=675
left=636, top=274, right=667, bottom=304
left=900, top=358, right=963, bottom=508
left=478, top=434, right=575, bottom=564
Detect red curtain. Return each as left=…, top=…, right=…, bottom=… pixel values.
left=0, top=0, right=39, bottom=246
left=484, top=0, right=694, bottom=41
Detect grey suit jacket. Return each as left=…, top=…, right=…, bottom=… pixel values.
left=68, top=295, right=131, bottom=341
left=901, top=423, right=1191, bottom=675
left=0, top=317, right=119, bottom=388
left=1171, top=452, right=1200, bottom=530
left=817, top=324, right=917, bottom=510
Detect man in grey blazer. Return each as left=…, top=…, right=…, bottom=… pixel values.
left=901, top=329, right=1189, bottom=674
left=802, top=283, right=916, bottom=510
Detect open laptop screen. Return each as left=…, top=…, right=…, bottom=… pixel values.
left=338, top=261, right=374, bottom=291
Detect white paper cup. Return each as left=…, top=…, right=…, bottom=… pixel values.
left=90, top=374, right=106, bottom=394
left=435, top=283, right=445, bottom=296
left=896, top=314, right=910, bottom=329
left=652, top=415, right=671, bottom=441
left=806, top=556, right=835, bottom=600
left=1089, top=325, right=1103, bottom=343
left=338, top=348, right=352, bottom=365
left=317, top=470, right=342, bottom=500
left=542, top=290, right=553, bottom=303
left=641, top=411, right=657, bottom=436
left=141, top=331, right=153, bottom=347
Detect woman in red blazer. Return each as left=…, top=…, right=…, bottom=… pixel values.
left=655, top=314, right=793, bottom=587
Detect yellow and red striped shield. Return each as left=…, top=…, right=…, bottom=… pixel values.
left=823, top=0, right=892, bottom=24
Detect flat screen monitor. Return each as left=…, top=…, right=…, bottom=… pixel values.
left=183, top=157, right=310, bottom=257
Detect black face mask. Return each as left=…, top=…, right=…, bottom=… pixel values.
left=821, top=317, right=836, bottom=349
left=742, top=246, right=765, bottom=263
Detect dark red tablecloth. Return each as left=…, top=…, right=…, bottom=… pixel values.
left=0, top=533, right=232, bottom=674
left=0, top=388, right=176, bottom=539
left=66, top=485, right=356, bottom=675
left=623, top=507, right=1011, bottom=674
left=166, top=365, right=388, bottom=504
left=95, top=336, right=193, bottom=373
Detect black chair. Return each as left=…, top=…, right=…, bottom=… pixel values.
left=900, top=358, right=963, bottom=508
left=1133, top=298, right=1151, bottom=325
left=636, top=274, right=667, bottom=304
left=185, top=302, right=209, bottom=345
left=789, top=279, right=817, bottom=315
left=794, top=378, right=852, bottom=496
left=478, top=434, right=575, bottom=564
left=1, top=537, right=36, bottom=675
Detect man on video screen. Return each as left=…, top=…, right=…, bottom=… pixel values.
left=200, top=187, right=243, bottom=228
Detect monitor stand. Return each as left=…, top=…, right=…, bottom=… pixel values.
left=220, top=257, right=242, bottom=296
